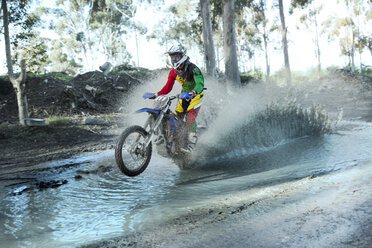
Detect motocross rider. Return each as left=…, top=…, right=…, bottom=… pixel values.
left=143, top=44, right=204, bottom=153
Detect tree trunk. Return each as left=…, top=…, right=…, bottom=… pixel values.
left=2, top=0, right=14, bottom=79
left=200, top=0, right=216, bottom=77
left=314, top=12, right=321, bottom=77
left=351, top=30, right=355, bottom=72
left=11, top=60, right=28, bottom=125
left=278, top=0, right=291, bottom=86
left=2, top=0, right=28, bottom=125
left=263, top=31, right=270, bottom=83
left=222, top=0, right=241, bottom=88
left=216, top=46, right=220, bottom=71
left=135, top=30, right=140, bottom=67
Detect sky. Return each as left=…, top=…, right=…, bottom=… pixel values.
left=0, top=0, right=371, bottom=75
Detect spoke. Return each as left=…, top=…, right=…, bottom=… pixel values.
left=121, top=131, right=147, bottom=171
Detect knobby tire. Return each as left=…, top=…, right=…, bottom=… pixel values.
left=115, top=125, right=152, bottom=177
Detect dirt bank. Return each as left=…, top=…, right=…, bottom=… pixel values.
left=0, top=64, right=155, bottom=174
left=0, top=121, right=117, bottom=176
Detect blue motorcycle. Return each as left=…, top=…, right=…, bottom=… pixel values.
left=115, top=94, right=190, bottom=177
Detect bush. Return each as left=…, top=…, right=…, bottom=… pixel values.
left=240, top=69, right=264, bottom=85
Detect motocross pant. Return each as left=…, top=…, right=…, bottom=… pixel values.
left=174, top=91, right=203, bottom=132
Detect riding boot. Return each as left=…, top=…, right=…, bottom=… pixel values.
left=181, top=132, right=197, bottom=153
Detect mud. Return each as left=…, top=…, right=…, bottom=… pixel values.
left=0, top=122, right=116, bottom=177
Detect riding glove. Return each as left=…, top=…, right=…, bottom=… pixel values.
left=143, top=92, right=158, bottom=99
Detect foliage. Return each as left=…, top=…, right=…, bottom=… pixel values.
left=12, top=32, right=49, bottom=73
left=322, top=0, right=371, bottom=70
left=240, top=69, right=264, bottom=83
left=1, top=0, right=42, bottom=71
left=360, top=65, right=372, bottom=76
left=46, top=0, right=138, bottom=71
left=149, top=0, right=202, bottom=49
left=45, top=116, right=71, bottom=126
left=47, top=40, right=83, bottom=75
left=0, top=0, right=37, bottom=36
left=289, top=0, right=313, bottom=14
left=1, top=0, right=371, bottom=80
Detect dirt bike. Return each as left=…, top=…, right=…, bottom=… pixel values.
left=115, top=94, right=194, bottom=177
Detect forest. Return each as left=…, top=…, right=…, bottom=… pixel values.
left=2, top=0, right=371, bottom=75
left=0, top=0, right=371, bottom=125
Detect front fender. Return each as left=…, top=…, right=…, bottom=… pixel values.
left=136, top=108, right=160, bottom=115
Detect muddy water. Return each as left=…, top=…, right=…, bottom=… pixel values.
left=0, top=119, right=371, bottom=248
left=1, top=77, right=371, bottom=248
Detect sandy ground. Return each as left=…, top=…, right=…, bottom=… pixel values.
left=81, top=161, right=372, bottom=248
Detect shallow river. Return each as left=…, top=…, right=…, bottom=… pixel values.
left=1, top=118, right=371, bottom=248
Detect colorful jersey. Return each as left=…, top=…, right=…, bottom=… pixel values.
left=157, top=63, right=204, bottom=95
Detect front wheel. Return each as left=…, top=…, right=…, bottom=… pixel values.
left=115, top=125, right=152, bottom=177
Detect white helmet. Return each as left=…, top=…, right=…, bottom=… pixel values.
left=166, top=44, right=189, bottom=69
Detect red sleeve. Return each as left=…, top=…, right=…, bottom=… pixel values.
left=157, top=68, right=177, bottom=95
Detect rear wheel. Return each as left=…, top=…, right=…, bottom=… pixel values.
left=115, top=125, right=152, bottom=177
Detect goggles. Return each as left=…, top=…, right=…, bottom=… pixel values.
left=170, top=54, right=182, bottom=64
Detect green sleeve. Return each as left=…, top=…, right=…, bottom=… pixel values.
left=192, top=67, right=204, bottom=94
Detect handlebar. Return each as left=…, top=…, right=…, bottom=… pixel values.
left=145, top=88, right=207, bottom=101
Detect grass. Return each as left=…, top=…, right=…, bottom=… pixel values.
left=27, top=72, right=74, bottom=81
left=45, top=116, right=71, bottom=126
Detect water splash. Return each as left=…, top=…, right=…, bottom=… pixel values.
left=194, top=101, right=331, bottom=164
left=187, top=81, right=333, bottom=167
left=121, top=74, right=333, bottom=167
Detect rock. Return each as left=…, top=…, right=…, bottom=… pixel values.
left=24, top=118, right=46, bottom=126
left=36, top=179, right=68, bottom=190
left=99, top=62, right=112, bottom=75
left=114, top=86, right=125, bottom=91
left=75, top=175, right=83, bottom=180
left=85, top=85, right=97, bottom=92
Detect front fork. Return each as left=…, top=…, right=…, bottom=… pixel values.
left=143, top=112, right=164, bottom=148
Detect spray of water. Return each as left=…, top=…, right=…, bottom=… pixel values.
left=118, top=70, right=182, bottom=126
left=119, top=73, right=333, bottom=168
left=185, top=78, right=332, bottom=167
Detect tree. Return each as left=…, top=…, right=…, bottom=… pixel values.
left=323, top=0, right=370, bottom=72
left=259, top=1, right=271, bottom=83
left=200, top=0, right=217, bottom=77
left=1, top=0, right=31, bottom=125
left=13, top=32, right=49, bottom=73
left=148, top=0, right=203, bottom=66
left=291, top=0, right=323, bottom=77
left=278, top=0, right=291, bottom=86
left=49, top=0, right=137, bottom=71
left=222, top=0, right=241, bottom=87
left=239, top=0, right=272, bottom=82
left=89, top=0, right=138, bottom=65
left=48, top=40, right=83, bottom=75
